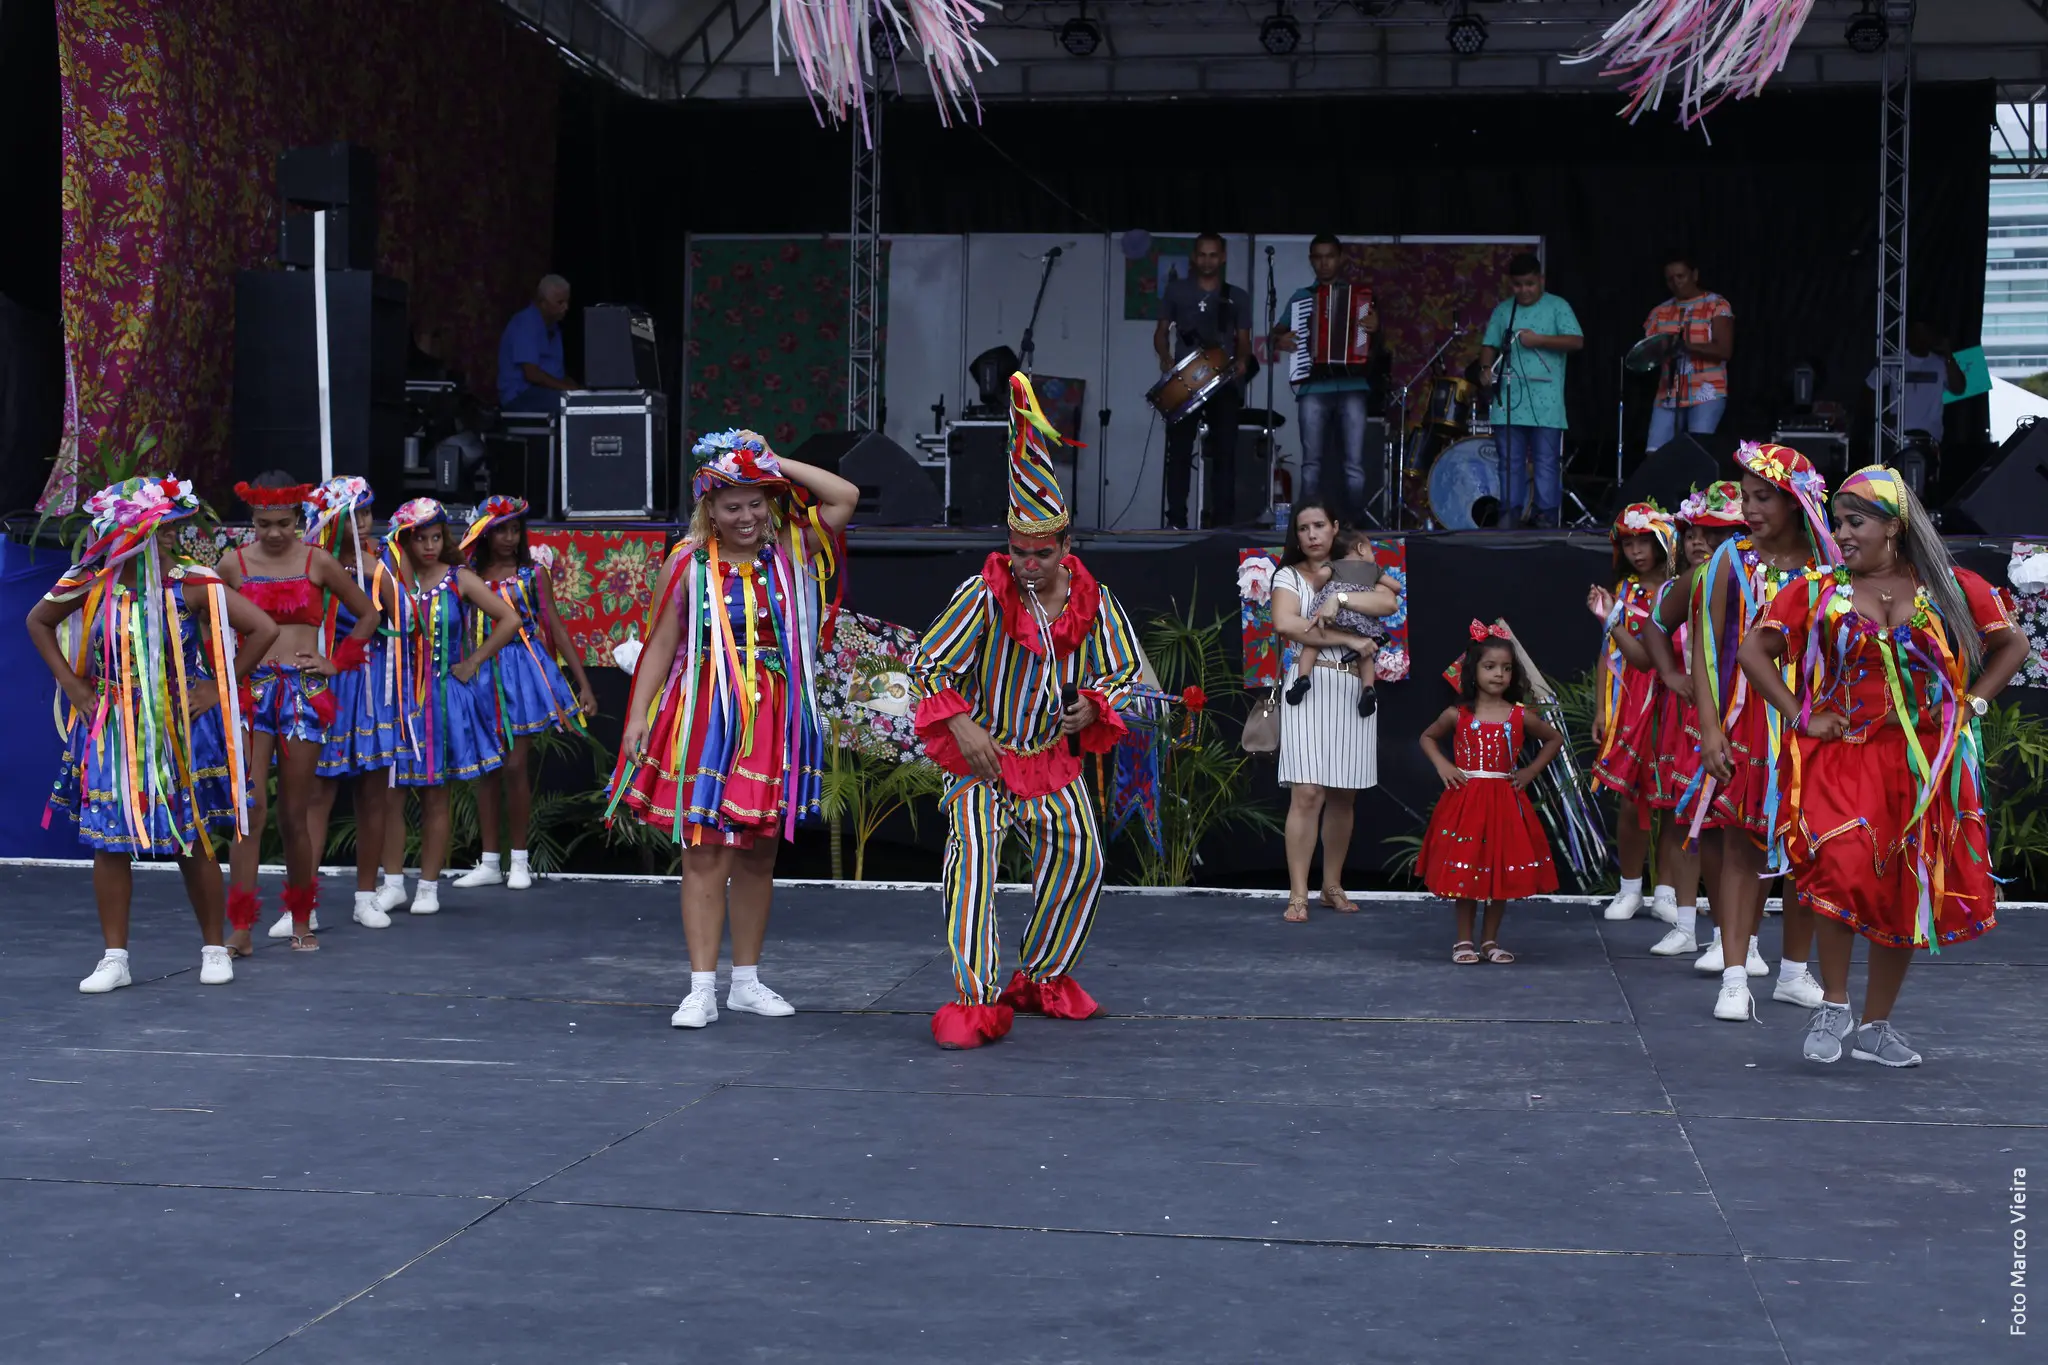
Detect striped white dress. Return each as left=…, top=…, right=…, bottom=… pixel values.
left=1273, top=565, right=1379, bottom=791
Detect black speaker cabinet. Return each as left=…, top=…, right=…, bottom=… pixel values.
left=946, top=421, right=1009, bottom=527
left=584, top=305, right=660, bottom=390
left=839, top=431, right=941, bottom=526
left=279, top=143, right=376, bottom=209
left=279, top=206, right=377, bottom=271
left=1944, top=419, right=2048, bottom=535
left=1614, top=433, right=1727, bottom=517
left=231, top=270, right=408, bottom=505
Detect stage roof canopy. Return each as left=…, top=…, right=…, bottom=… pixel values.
left=497, top=0, right=2048, bottom=106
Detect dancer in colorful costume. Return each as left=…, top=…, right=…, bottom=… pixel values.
left=28, top=475, right=277, bottom=992
left=910, top=374, right=1147, bottom=1050
left=299, top=476, right=405, bottom=930
left=1690, top=442, right=1836, bottom=1021
left=1739, top=466, right=2026, bottom=1067
left=451, top=496, right=597, bottom=892
left=377, top=498, right=522, bottom=915
left=1584, top=500, right=1675, bottom=925
left=1638, top=480, right=1746, bottom=958
left=615, top=432, right=857, bottom=1029
left=217, top=472, right=381, bottom=953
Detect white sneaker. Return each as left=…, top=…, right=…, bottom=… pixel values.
left=266, top=910, right=293, bottom=939
left=1602, top=890, right=1643, bottom=921
left=1714, top=978, right=1756, bottom=1022
left=373, top=881, right=407, bottom=913
left=506, top=864, right=532, bottom=890
left=671, top=989, right=718, bottom=1028
left=726, top=978, right=795, bottom=1017
left=1650, top=895, right=1679, bottom=926
left=452, top=863, right=504, bottom=888
left=1745, top=941, right=1770, bottom=977
left=352, top=892, right=391, bottom=929
left=1694, top=938, right=1726, bottom=973
left=409, top=884, right=440, bottom=915
left=79, top=954, right=132, bottom=994
left=1650, top=926, right=1698, bottom=956
left=1772, top=970, right=1824, bottom=1007
left=199, top=945, right=234, bottom=985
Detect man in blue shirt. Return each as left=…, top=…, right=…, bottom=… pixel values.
left=498, top=275, right=578, bottom=413
left=1272, top=234, right=1378, bottom=520
left=1477, top=253, right=1582, bottom=529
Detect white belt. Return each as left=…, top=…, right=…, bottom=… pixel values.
left=1459, top=770, right=1513, bottom=779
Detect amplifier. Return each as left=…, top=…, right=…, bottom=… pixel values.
left=1769, top=429, right=1849, bottom=476
left=560, top=391, right=668, bottom=519
left=946, top=420, right=1010, bottom=527
left=584, top=305, right=660, bottom=390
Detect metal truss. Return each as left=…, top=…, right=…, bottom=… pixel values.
left=1873, top=1, right=1913, bottom=463
left=846, top=79, right=883, bottom=432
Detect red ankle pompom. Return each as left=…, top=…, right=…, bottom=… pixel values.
left=226, top=885, right=262, bottom=932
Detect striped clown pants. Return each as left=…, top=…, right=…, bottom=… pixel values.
left=940, top=774, right=1106, bottom=1006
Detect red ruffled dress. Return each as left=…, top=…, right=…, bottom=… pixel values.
left=1648, top=584, right=1704, bottom=815
left=1419, top=705, right=1559, bottom=901
left=1591, top=579, right=1663, bottom=805
left=1760, top=569, right=2007, bottom=948
left=615, top=548, right=824, bottom=848
left=1704, top=541, right=1817, bottom=838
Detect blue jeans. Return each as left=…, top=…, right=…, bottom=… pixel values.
left=1496, top=425, right=1562, bottom=528
left=1296, top=388, right=1375, bottom=521
left=1646, top=397, right=1726, bottom=450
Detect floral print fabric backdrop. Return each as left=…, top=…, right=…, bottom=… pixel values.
left=1239, top=541, right=1411, bottom=688
left=529, top=529, right=668, bottom=668
left=49, top=0, right=559, bottom=508
left=686, top=239, right=891, bottom=453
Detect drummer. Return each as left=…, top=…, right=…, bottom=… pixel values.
left=1643, top=252, right=1734, bottom=450
left=1477, top=252, right=1583, bottom=530
left=1155, top=232, right=1253, bottom=531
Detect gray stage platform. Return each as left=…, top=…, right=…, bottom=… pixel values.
left=1, top=865, right=2038, bottom=1363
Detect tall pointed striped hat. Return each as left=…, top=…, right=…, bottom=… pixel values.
left=1006, top=372, right=1071, bottom=536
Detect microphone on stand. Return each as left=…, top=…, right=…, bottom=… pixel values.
left=1060, top=683, right=1081, bottom=757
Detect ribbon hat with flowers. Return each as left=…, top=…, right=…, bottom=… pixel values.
left=47, top=475, right=250, bottom=854
left=1677, top=479, right=1745, bottom=528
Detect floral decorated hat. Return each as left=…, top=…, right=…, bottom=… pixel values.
left=302, top=476, right=374, bottom=545
left=1610, top=500, right=1676, bottom=559
left=692, top=429, right=787, bottom=500
left=1677, top=480, right=1744, bottom=528
left=461, top=494, right=530, bottom=551
left=384, top=497, right=447, bottom=545
left=81, top=475, right=202, bottom=568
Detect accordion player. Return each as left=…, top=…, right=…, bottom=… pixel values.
left=1287, top=284, right=1376, bottom=385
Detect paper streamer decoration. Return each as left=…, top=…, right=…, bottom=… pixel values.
left=772, top=0, right=995, bottom=141
left=1564, top=0, right=1817, bottom=129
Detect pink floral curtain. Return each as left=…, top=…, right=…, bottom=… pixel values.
left=48, top=0, right=559, bottom=510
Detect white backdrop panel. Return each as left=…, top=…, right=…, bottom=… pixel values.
left=880, top=235, right=966, bottom=456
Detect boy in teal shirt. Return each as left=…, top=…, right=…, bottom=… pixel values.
left=1477, top=253, right=1583, bottom=528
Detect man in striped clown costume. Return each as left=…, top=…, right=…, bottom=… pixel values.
left=912, top=374, right=1147, bottom=1051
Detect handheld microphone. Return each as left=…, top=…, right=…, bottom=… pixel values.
left=1060, top=683, right=1081, bottom=757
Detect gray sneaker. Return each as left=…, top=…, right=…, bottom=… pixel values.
left=1851, top=1019, right=1923, bottom=1068
left=1802, top=1002, right=1854, bottom=1063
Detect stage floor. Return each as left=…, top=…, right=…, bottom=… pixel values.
left=1, top=865, right=2038, bottom=1363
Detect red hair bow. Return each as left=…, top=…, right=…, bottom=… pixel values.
left=1468, top=619, right=1510, bottom=642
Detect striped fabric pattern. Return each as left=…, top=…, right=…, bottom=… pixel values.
left=912, top=578, right=1145, bottom=756
left=1273, top=566, right=1378, bottom=790
left=940, top=777, right=1105, bottom=1005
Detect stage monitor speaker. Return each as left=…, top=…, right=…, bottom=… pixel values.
left=279, top=143, right=376, bottom=210
left=1613, top=434, right=1727, bottom=517
left=788, top=430, right=868, bottom=475
left=841, top=432, right=942, bottom=526
left=946, top=421, right=1009, bottom=527
left=232, top=269, right=408, bottom=507
left=584, top=305, right=660, bottom=390
left=1943, top=419, right=2048, bottom=535
left=279, top=206, right=377, bottom=271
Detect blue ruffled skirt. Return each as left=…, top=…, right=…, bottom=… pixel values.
left=47, top=705, right=240, bottom=857
left=394, top=670, right=503, bottom=787
left=318, top=641, right=401, bottom=778
left=479, top=642, right=580, bottom=739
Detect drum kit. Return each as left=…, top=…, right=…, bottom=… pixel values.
left=1398, top=371, right=1510, bottom=531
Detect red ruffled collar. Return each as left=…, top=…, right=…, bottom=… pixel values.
left=981, top=551, right=1100, bottom=658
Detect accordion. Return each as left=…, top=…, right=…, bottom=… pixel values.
left=1287, top=284, right=1375, bottom=384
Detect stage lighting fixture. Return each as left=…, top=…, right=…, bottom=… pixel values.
left=1059, top=15, right=1101, bottom=57
left=1844, top=3, right=1888, bottom=54
left=1445, top=10, right=1488, bottom=57
left=1260, top=13, right=1300, bottom=56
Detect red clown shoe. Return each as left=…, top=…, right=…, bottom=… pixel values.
left=930, top=1003, right=1015, bottom=1050
left=1034, top=975, right=1104, bottom=1020
left=997, top=970, right=1041, bottom=1013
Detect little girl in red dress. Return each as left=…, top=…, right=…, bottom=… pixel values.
left=1586, top=501, right=1676, bottom=925
left=1418, top=625, right=1564, bottom=964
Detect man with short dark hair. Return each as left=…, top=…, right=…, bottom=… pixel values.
left=1643, top=252, right=1734, bottom=449
left=497, top=275, right=580, bottom=414
left=1153, top=232, right=1253, bottom=529
left=1478, top=252, right=1583, bottom=528
left=1272, top=233, right=1379, bottom=520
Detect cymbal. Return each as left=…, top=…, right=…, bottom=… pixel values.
left=1625, top=332, right=1679, bottom=374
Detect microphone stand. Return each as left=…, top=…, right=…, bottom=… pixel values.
left=1498, top=295, right=1520, bottom=528
left=1389, top=325, right=1467, bottom=529
left=1262, top=246, right=1278, bottom=531
left=1018, top=246, right=1063, bottom=372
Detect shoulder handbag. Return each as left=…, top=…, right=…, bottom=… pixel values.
left=1240, top=685, right=1281, bottom=754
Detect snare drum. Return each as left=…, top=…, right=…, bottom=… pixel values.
left=1427, top=435, right=1523, bottom=531
left=1147, top=347, right=1229, bottom=422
